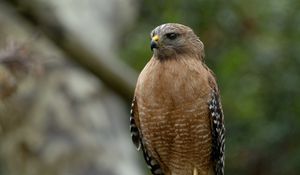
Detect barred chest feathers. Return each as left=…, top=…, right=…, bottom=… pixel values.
left=135, top=57, right=214, bottom=175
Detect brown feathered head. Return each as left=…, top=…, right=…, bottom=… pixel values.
left=150, top=23, right=205, bottom=60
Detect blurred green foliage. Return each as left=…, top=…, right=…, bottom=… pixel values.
left=122, top=0, right=300, bottom=174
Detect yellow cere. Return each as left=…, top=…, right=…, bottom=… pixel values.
left=152, top=35, right=160, bottom=42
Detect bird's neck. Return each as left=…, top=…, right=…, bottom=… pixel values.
left=153, top=50, right=177, bottom=61
left=154, top=46, right=204, bottom=61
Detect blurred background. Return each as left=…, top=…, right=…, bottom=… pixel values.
left=0, top=0, right=299, bottom=175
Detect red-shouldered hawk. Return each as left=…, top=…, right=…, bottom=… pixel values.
left=130, top=23, right=225, bottom=175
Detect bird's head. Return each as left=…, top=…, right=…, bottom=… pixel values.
left=150, top=23, right=205, bottom=60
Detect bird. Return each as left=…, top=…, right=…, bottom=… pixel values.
left=130, top=23, right=225, bottom=175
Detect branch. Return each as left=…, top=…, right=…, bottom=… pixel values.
left=3, top=0, right=138, bottom=101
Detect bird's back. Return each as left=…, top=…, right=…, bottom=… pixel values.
left=135, top=57, right=216, bottom=175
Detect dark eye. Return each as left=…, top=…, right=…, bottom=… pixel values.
left=165, top=32, right=178, bottom=40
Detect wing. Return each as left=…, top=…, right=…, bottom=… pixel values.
left=209, top=88, right=225, bottom=175
left=130, top=97, right=164, bottom=175
left=130, top=97, right=141, bottom=150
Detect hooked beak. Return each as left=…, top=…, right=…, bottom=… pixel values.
left=150, top=35, right=160, bottom=51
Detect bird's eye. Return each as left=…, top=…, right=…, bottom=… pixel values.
left=165, top=33, right=178, bottom=40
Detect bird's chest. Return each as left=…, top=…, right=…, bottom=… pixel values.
left=136, top=59, right=212, bottom=173
left=137, top=59, right=207, bottom=107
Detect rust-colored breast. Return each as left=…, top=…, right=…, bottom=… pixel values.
left=135, top=57, right=214, bottom=175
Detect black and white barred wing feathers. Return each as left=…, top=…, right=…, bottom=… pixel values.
left=130, top=97, right=141, bottom=150
left=209, top=88, right=225, bottom=175
left=130, top=97, right=164, bottom=175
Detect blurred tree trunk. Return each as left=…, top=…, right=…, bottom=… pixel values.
left=0, top=1, right=142, bottom=175
left=5, top=0, right=138, bottom=101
